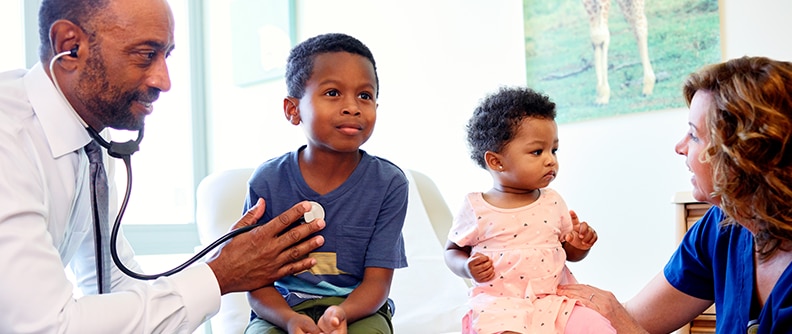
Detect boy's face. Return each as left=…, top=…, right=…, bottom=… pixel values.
left=285, top=52, right=378, bottom=153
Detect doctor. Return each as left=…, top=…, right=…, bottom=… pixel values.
left=0, top=0, right=327, bottom=332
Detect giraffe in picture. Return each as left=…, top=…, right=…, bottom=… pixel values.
left=582, top=0, right=656, bottom=104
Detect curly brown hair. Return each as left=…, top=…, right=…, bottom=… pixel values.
left=683, top=56, right=792, bottom=259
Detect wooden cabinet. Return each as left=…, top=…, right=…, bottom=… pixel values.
left=673, top=192, right=716, bottom=334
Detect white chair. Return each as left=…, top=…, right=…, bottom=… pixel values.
left=194, top=168, right=467, bottom=333
left=195, top=168, right=256, bottom=334
left=390, top=170, right=468, bottom=333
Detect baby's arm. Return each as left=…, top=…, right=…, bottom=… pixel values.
left=329, top=267, right=392, bottom=324
left=444, top=240, right=495, bottom=282
left=247, top=286, right=318, bottom=333
left=562, top=210, right=599, bottom=262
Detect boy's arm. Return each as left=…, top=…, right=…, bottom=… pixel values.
left=247, top=286, right=312, bottom=331
left=337, top=267, right=393, bottom=323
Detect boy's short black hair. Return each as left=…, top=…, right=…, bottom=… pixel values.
left=466, top=86, right=556, bottom=169
left=285, top=33, right=378, bottom=98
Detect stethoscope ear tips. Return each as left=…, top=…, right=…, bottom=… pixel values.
left=303, top=201, right=325, bottom=223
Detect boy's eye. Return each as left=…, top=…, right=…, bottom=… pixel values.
left=359, top=92, right=373, bottom=100
left=531, top=150, right=542, bottom=156
left=551, top=148, right=558, bottom=155
left=325, top=90, right=340, bottom=97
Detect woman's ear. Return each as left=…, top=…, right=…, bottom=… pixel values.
left=484, top=151, right=504, bottom=172
left=283, top=97, right=300, bottom=125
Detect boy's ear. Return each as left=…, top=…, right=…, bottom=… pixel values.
left=484, top=151, right=504, bottom=172
left=283, top=97, right=300, bottom=125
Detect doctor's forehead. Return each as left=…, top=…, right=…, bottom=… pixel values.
left=97, top=0, right=176, bottom=48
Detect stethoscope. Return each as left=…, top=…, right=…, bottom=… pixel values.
left=50, top=47, right=325, bottom=289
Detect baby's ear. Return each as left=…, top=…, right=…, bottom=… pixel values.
left=484, top=151, right=503, bottom=172
left=283, top=97, right=301, bottom=125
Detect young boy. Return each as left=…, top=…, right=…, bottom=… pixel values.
left=243, top=33, right=409, bottom=334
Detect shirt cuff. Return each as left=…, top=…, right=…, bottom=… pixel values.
left=171, top=263, right=222, bottom=326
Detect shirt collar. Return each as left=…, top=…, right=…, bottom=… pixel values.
left=24, top=63, right=92, bottom=158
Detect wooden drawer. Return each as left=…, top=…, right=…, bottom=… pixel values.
left=673, top=192, right=715, bottom=334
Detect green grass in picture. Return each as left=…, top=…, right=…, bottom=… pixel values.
left=524, top=0, right=720, bottom=123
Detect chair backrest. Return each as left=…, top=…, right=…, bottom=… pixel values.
left=195, top=168, right=255, bottom=246
left=195, top=167, right=255, bottom=334
left=390, top=169, right=467, bottom=333
left=408, top=169, right=454, bottom=246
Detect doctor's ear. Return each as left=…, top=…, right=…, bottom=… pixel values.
left=49, top=19, right=85, bottom=67
left=283, top=97, right=301, bottom=125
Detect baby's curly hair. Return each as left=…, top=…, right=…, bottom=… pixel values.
left=285, top=33, right=378, bottom=99
left=466, top=87, right=556, bottom=169
left=683, top=56, right=792, bottom=258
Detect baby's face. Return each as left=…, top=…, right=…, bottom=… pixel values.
left=296, top=52, right=378, bottom=153
left=496, top=117, right=560, bottom=191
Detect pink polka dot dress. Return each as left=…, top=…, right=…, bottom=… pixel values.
left=448, top=189, right=578, bottom=334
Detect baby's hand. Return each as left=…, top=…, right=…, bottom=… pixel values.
left=563, top=210, right=598, bottom=250
left=317, top=305, right=347, bottom=334
left=467, top=252, right=495, bottom=283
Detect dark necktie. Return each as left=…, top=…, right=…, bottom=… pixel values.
left=85, top=140, right=112, bottom=294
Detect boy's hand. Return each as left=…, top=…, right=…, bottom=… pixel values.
left=563, top=210, right=598, bottom=250
left=466, top=253, right=495, bottom=283
left=286, top=314, right=320, bottom=334
left=317, top=305, right=347, bottom=334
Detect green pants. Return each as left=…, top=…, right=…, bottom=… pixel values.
left=244, top=296, right=393, bottom=334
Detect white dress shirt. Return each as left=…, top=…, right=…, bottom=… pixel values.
left=0, top=64, right=220, bottom=333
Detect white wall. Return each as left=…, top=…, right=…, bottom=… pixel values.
left=0, top=1, right=25, bottom=72
left=203, top=0, right=792, bottom=301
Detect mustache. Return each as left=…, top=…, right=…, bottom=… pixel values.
left=132, top=88, right=161, bottom=104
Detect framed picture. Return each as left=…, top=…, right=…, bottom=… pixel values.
left=523, top=0, right=721, bottom=123
left=231, top=0, right=296, bottom=86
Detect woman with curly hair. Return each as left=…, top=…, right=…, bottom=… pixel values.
left=559, top=56, right=792, bottom=334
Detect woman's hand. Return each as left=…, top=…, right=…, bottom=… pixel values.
left=558, top=284, right=650, bottom=334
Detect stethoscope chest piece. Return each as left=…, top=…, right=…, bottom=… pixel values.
left=303, top=201, right=325, bottom=223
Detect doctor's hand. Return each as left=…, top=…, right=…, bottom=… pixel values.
left=206, top=199, right=325, bottom=295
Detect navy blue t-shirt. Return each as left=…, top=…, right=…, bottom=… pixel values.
left=244, top=146, right=408, bottom=307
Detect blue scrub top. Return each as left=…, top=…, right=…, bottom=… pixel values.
left=665, top=206, right=792, bottom=333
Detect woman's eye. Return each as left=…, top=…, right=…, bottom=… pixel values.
left=688, top=132, right=699, bottom=142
